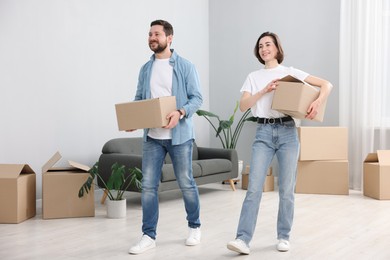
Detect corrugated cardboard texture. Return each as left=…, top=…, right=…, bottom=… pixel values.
left=296, top=160, right=349, bottom=195
left=241, top=166, right=273, bottom=191
left=115, top=96, right=177, bottom=130
left=377, top=150, right=390, bottom=165
left=363, top=150, right=390, bottom=200
left=42, top=153, right=94, bottom=219
left=0, top=164, right=36, bottom=224
left=42, top=151, right=62, bottom=173
left=42, top=171, right=94, bottom=219
left=271, top=76, right=326, bottom=122
left=298, top=127, right=348, bottom=161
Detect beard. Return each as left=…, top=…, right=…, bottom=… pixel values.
left=149, top=40, right=168, bottom=54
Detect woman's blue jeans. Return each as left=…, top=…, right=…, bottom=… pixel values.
left=141, top=137, right=201, bottom=239
left=236, top=120, right=299, bottom=245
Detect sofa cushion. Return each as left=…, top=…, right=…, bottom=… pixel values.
left=194, top=159, right=232, bottom=176
left=161, top=163, right=202, bottom=182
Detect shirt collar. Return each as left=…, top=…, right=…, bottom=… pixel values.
left=150, top=49, right=177, bottom=65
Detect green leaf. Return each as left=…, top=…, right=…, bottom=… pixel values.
left=196, top=104, right=256, bottom=149
left=78, top=176, right=94, bottom=198
left=78, top=161, right=143, bottom=201
left=220, top=120, right=233, bottom=130
left=245, top=116, right=258, bottom=122
left=107, top=163, right=125, bottom=191
left=196, top=110, right=219, bottom=118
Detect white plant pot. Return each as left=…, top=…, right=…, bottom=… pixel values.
left=106, top=199, right=126, bottom=219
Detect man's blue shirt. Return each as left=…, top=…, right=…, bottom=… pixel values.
left=135, top=50, right=203, bottom=145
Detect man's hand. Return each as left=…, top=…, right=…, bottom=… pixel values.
left=163, top=110, right=181, bottom=129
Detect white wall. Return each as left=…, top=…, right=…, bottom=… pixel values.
left=0, top=0, right=342, bottom=198
left=0, top=0, right=209, bottom=199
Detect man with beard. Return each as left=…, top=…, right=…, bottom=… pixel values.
left=128, top=20, right=203, bottom=255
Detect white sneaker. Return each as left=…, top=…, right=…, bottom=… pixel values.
left=227, top=239, right=250, bottom=255
left=128, top=235, right=156, bottom=254
left=277, top=239, right=290, bottom=252
left=185, top=227, right=201, bottom=246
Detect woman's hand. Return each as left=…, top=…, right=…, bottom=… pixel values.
left=239, top=78, right=279, bottom=112
left=303, top=75, right=333, bottom=120
left=306, top=99, right=322, bottom=120
left=261, top=79, right=279, bottom=94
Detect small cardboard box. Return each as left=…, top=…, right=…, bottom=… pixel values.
left=42, top=152, right=95, bottom=219
left=242, top=165, right=274, bottom=191
left=296, top=160, right=349, bottom=195
left=298, top=127, right=348, bottom=161
left=271, top=75, right=327, bottom=122
left=363, top=150, right=390, bottom=200
left=0, top=164, right=36, bottom=224
left=115, top=96, right=177, bottom=130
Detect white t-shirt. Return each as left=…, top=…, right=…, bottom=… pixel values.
left=240, top=65, right=309, bottom=118
left=148, top=58, right=173, bottom=139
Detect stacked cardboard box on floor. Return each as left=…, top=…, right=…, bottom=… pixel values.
left=242, top=165, right=274, bottom=192
left=0, top=164, right=36, bottom=223
left=295, top=127, right=349, bottom=195
left=363, top=150, right=390, bottom=200
left=42, top=152, right=95, bottom=219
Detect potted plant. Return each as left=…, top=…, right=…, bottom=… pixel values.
left=78, top=162, right=142, bottom=218
left=196, top=101, right=257, bottom=149
left=196, top=101, right=257, bottom=183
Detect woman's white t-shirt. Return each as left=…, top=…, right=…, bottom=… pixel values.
left=240, top=65, right=309, bottom=118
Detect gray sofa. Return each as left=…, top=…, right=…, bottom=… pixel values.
left=98, top=137, right=238, bottom=192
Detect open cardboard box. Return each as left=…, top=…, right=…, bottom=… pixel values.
left=364, top=150, right=390, bottom=200
left=272, top=75, right=327, bottom=122
left=0, top=164, right=36, bottom=223
left=115, top=96, right=177, bottom=130
left=42, top=152, right=94, bottom=219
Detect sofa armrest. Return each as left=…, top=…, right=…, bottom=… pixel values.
left=197, top=147, right=238, bottom=179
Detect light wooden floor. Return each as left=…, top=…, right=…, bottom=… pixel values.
left=1, top=183, right=390, bottom=260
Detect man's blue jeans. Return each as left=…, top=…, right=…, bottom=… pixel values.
left=141, top=137, right=201, bottom=239
left=236, top=120, right=299, bottom=245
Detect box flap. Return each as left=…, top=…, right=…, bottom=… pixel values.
left=68, top=161, right=91, bottom=172
left=21, top=164, right=34, bottom=174
left=279, top=75, right=303, bottom=83
left=279, top=75, right=316, bottom=88
left=42, top=152, right=62, bottom=173
left=0, top=164, right=34, bottom=178
left=364, top=153, right=378, bottom=163
left=377, top=150, right=390, bottom=165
